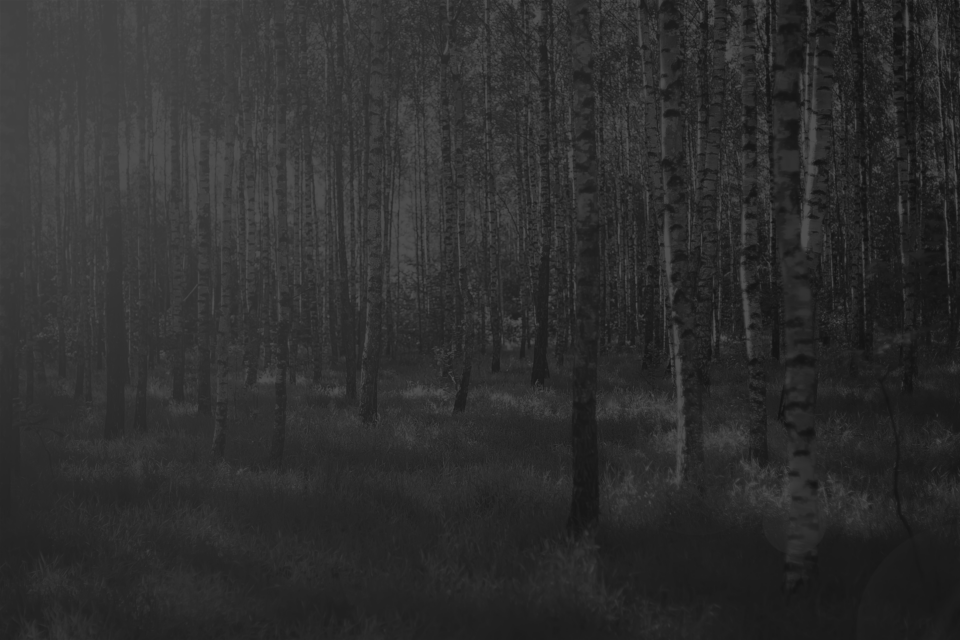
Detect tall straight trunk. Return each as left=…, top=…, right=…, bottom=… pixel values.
left=639, top=1, right=663, bottom=370
left=102, top=0, right=124, bottom=440
left=660, top=0, right=703, bottom=488
left=439, top=9, right=457, bottom=378
left=213, top=3, right=238, bottom=459
left=335, top=0, right=356, bottom=400
left=358, top=0, right=387, bottom=424
left=801, top=0, right=837, bottom=402
left=0, top=0, right=29, bottom=531
left=740, top=0, right=767, bottom=466
left=271, top=0, right=291, bottom=465
left=299, top=0, right=321, bottom=383
left=694, top=0, right=728, bottom=387
left=774, top=0, right=820, bottom=594
left=197, top=0, right=213, bottom=416
left=74, top=3, right=89, bottom=403
left=937, top=7, right=959, bottom=344
left=242, top=2, right=259, bottom=388
left=134, top=3, right=150, bottom=431
left=531, top=0, right=553, bottom=387
left=170, top=0, right=186, bottom=402
left=485, top=0, right=503, bottom=374
left=893, top=0, right=917, bottom=394
left=849, top=0, right=868, bottom=369
left=566, top=0, right=600, bottom=538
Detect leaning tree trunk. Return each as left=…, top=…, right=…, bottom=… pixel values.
left=774, top=0, right=821, bottom=595
left=213, top=2, right=238, bottom=459
left=270, top=0, right=291, bottom=466
left=197, top=0, right=213, bottom=416
left=102, top=0, right=125, bottom=441
left=659, top=0, right=704, bottom=489
left=531, top=0, right=553, bottom=387
left=566, top=0, right=600, bottom=538
left=358, top=0, right=387, bottom=424
left=740, top=0, right=767, bottom=466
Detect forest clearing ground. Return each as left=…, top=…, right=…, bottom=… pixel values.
left=1, top=346, right=959, bottom=639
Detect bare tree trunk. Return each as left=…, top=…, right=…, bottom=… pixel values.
left=242, top=1, right=259, bottom=389
left=102, top=0, right=125, bottom=440
left=485, top=0, right=503, bottom=374
left=358, top=0, right=387, bottom=424
left=740, top=0, right=767, bottom=466
left=170, top=0, right=186, bottom=402
left=270, top=0, right=290, bottom=466
left=133, top=3, right=151, bottom=431
left=660, top=0, right=704, bottom=489
left=774, top=0, right=821, bottom=594
left=197, top=0, right=213, bottom=416
left=531, top=0, right=553, bottom=387
left=213, top=2, right=238, bottom=459
left=566, top=0, right=600, bottom=538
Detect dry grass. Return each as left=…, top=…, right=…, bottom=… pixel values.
left=1, top=343, right=958, bottom=639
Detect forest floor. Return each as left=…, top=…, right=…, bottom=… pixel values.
left=1, top=343, right=959, bottom=639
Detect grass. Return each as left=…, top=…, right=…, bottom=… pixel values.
left=1, top=344, right=959, bottom=639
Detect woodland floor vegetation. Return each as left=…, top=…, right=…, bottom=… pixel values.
left=1, top=344, right=958, bottom=640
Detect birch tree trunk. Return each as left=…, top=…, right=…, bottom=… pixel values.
left=740, top=0, right=767, bottom=466
left=774, top=0, right=821, bottom=594
left=102, top=0, right=125, bottom=440
left=213, top=3, right=238, bottom=459
left=694, top=0, right=728, bottom=388
left=197, top=0, right=213, bottom=416
left=659, top=0, right=704, bottom=488
left=358, top=0, right=387, bottom=424
left=566, top=0, right=600, bottom=537
left=170, top=0, right=186, bottom=402
left=270, top=0, right=291, bottom=465
left=531, top=0, right=553, bottom=387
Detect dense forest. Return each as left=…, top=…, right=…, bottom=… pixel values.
left=0, top=0, right=958, bottom=637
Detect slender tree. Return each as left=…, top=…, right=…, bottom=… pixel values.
left=170, top=0, right=186, bottom=402
left=271, top=0, right=291, bottom=465
left=660, top=0, right=704, bottom=488
left=774, top=0, right=821, bottom=594
left=566, top=0, right=600, bottom=537
left=133, top=2, right=151, bottom=431
left=102, top=0, right=125, bottom=440
left=740, top=0, right=767, bottom=465
left=213, top=2, right=238, bottom=459
left=197, top=0, right=213, bottom=416
left=531, top=0, right=553, bottom=386
left=358, top=0, right=388, bottom=424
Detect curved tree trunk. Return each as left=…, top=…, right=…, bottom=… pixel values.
left=774, top=0, right=821, bottom=595
left=566, top=0, right=600, bottom=538
left=740, top=0, right=767, bottom=466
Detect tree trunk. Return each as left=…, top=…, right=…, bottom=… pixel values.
left=270, top=0, right=291, bottom=466
left=213, top=2, right=238, bottom=459
left=531, top=0, right=553, bottom=387
left=740, top=0, right=767, bottom=466
left=358, top=0, right=387, bottom=424
left=170, top=0, right=186, bottom=402
left=197, top=0, right=213, bottom=416
left=133, top=3, right=151, bottom=432
left=566, top=0, right=600, bottom=538
left=660, top=0, right=703, bottom=489
left=485, top=0, right=503, bottom=374
left=774, top=0, right=821, bottom=594
left=242, top=1, right=259, bottom=389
